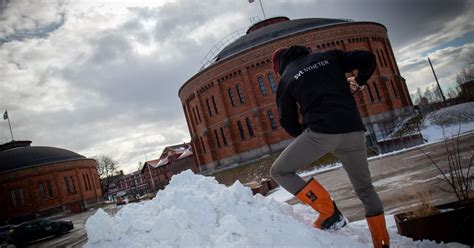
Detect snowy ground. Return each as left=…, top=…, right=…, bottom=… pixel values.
left=85, top=171, right=468, bottom=248
left=420, top=102, right=474, bottom=143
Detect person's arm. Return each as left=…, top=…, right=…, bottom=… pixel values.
left=276, top=81, right=304, bottom=137
left=337, top=50, right=376, bottom=86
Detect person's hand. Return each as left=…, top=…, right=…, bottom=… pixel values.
left=347, top=77, right=364, bottom=94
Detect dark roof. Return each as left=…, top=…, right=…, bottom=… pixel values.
left=0, top=146, right=87, bottom=173
left=215, top=18, right=350, bottom=61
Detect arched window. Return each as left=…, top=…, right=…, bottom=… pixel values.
left=390, top=79, right=399, bottom=97
left=246, top=118, right=255, bottom=137
left=367, top=84, right=375, bottom=102
left=237, top=121, right=245, bottom=140
left=214, top=129, right=221, bottom=148
left=236, top=84, right=245, bottom=104
left=211, top=96, right=218, bottom=114
left=373, top=82, right=381, bottom=100
left=228, top=88, right=236, bottom=107
left=200, top=137, right=206, bottom=153
left=267, top=110, right=277, bottom=129
left=257, top=76, right=268, bottom=96
left=220, top=127, right=228, bottom=146
left=268, top=73, right=277, bottom=93
left=206, top=98, right=212, bottom=116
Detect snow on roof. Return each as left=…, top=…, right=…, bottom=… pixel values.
left=143, top=143, right=193, bottom=169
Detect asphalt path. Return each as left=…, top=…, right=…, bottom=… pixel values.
left=299, top=132, right=474, bottom=221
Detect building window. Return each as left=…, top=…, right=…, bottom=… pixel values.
left=196, top=107, right=201, bottom=123
left=83, top=174, right=89, bottom=190
left=373, top=82, right=381, bottom=100
left=367, top=84, right=375, bottom=102
left=206, top=99, right=213, bottom=116
left=257, top=76, right=268, bottom=96
left=268, top=110, right=277, bottom=129
left=390, top=80, right=398, bottom=97
left=86, top=174, right=92, bottom=191
left=237, top=121, right=245, bottom=140
left=380, top=49, right=388, bottom=67
left=220, top=127, right=228, bottom=146
left=214, top=129, right=221, bottom=148
left=212, top=96, right=219, bottom=114
left=39, top=184, right=46, bottom=199
left=11, top=188, right=25, bottom=208
left=236, top=84, right=245, bottom=104
left=228, top=88, right=236, bottom=107
left=246, top=118, right=255, bottom=137
left=268, top=73, right=277, bottom=93
left=376, top=50, right=383, bottom=67
left=200, top=136, right=206, bottom=153
left=65, top=176, right=76, bottom=194
left=46, top=181, right=53, bottom=197
left=192, top=107, right=198, bottom=124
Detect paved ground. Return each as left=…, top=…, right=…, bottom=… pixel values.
left=10, top=132, right=473, bottom=247
left=4, top=204, right=118, bottom=248
left=293, top=132, right=474, bottom=221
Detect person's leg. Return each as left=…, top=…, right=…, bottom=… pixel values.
left=270, top=129, right=335, bottom=194
left=333, top=131, right=383, bottom=216
left=334, top=131, right=389, bottom=247
left=270, top=129, right=346, bottom=230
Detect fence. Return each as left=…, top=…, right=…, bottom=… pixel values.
left=366, top=121, right=425, bottom=155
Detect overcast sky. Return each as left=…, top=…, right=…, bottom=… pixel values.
left=1, top=0, right=473, bottom=173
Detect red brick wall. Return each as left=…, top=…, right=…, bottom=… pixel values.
left=179, top=22, right=412, bottom=170
left=0, top=159, right=102, bottom=224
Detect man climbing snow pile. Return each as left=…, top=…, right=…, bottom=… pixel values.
left=270, top=45, right=390, bottom=248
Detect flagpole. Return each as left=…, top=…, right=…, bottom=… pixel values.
left=4, top=110, right=14, bottom=141
left=7, top=117, right=13, bottom=141
left=258, top=0, right=266, bottom=19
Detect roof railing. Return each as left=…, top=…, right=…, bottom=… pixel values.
left=199, top=27, right=247, bottom=71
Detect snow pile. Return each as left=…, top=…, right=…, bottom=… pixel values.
left=86, top=170, right=469, bottom=248
left=85, top=170, right=365, bottom=248
left=421, top=102, right=474, bottom=142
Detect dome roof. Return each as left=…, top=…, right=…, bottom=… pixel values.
left=0, top=143, right=87, bottom=173
left=215, top=17, right=350, bottom=61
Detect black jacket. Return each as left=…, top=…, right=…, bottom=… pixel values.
left=276, top=49, right=376, bottom=136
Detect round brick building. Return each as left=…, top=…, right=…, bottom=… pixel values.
left=0, top=140, right=102, bottom=224
left=178, top=17, right=414, bottom=172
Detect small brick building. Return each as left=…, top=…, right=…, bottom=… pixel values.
left=0, top=140, right=102, bottom=224
left=178, top=17, right=414, bottom=172
left=142, top=143, right=198, bottom=192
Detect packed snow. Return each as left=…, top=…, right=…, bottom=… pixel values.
left=85, top=170, right=468, bottom=247
left=419, top=102, right=474, bottom=142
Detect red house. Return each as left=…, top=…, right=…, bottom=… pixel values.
left=141, top=143, right=198, bottom=192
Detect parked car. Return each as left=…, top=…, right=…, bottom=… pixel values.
left=0, top=225, right=15, bottom=245
left=9, top=218, right=73, bottom=247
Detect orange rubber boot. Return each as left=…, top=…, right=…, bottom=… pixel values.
left=367, top=214, right=390, bottom=248
left=296, top=178, right=346, bottom=230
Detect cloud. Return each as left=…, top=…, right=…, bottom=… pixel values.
left=1, top=0, right=472, bottom=173
left=399, top=43, right=474, bottom=94
left=0, top=0, right=66, bottom=42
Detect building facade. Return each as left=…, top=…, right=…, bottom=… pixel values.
left=178, top=17, right=414, bottom=172
left=142, top=143, right=198, bottom=192
left=106, top=170, right=148, bottom=200
left=0, top=140, right=102, bottom=224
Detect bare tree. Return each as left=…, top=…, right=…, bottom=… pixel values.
left=419, top=128, right=473, bottom=201
left=137, top=161, right=143, bottom=171
left=456, top=64, right=474, bottom=101
left=93, top=155, right=120, bottom=194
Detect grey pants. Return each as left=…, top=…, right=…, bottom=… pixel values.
left=270, top=129, right=384, bottom=217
